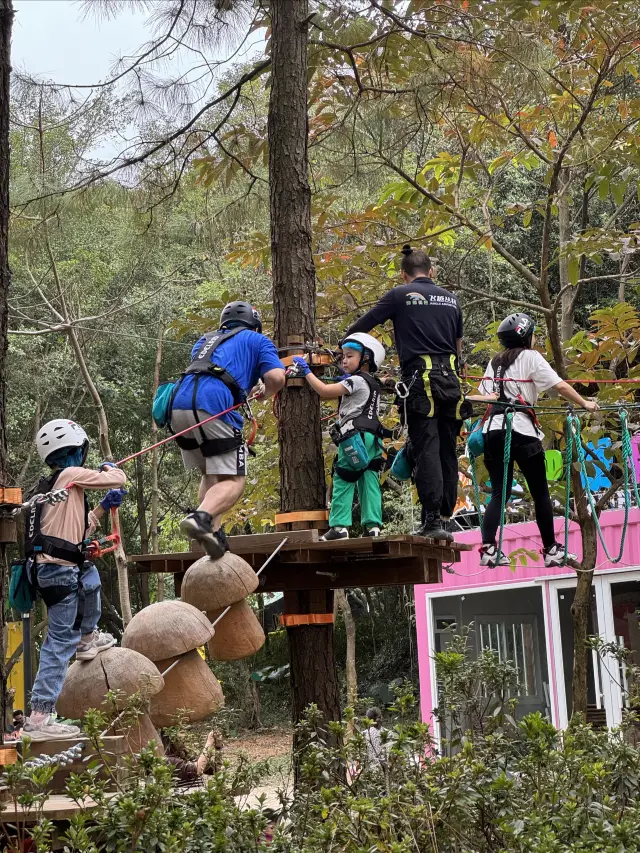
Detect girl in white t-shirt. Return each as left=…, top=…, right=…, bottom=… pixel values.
left=474, top=313, right=598, bottom=568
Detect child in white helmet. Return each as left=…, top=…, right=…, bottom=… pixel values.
left=293, top=333, right=387, bottom=540
left=23, top=419, right=127, bottom=740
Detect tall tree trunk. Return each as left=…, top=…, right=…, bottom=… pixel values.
left=65, top=324, right=133, bottom=623
left=268, top=0, right=340, bottom=773
left=135, top=447, right=150, bottom=608
left=151, top=327, right=164, bottom=600
left=570, top=465, right=598, bottom=716
left=558, top=170, right=574, bottom=342
left=0, top=0, right=13, bottom=743
left=336, top=590, right=357, bottom=734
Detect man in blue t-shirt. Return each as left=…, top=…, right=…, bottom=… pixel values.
left=171, top=300, right=285, bottom=558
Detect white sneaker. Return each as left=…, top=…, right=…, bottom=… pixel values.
left=76, top=630, right=117, bottom=661
left=321, top=527, right=349, bottom=541
left=479, top=544, right=510, bottom=567
left=365, top=527, right=381, bottom=537
left=23, top=715, right=81, bottom=741
left=544, top=543, right=576, bottom=568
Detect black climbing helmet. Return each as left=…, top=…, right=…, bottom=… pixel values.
left=497, top=312, right=536, bottom=349
left=220, top=300, right=262, bottom=333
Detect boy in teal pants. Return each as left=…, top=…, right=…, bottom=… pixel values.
left=292, top=333, right=386, bottom=541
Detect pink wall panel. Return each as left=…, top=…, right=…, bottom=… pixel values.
left=414, top=508, right=640, bottom=726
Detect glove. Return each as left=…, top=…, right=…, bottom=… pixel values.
left=291, top=356, right=311, bottom=376
left=100, top=488, right=127, bottom=511
left=99, top=461, right=117, bottom=471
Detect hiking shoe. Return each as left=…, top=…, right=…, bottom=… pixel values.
left=321, top=527, right=349, bottom=541
left=479, top=544, right=510, bottom=567
left=364, top=527, right=381, bottom=537
left=23, top=715, right=81, bottom=741
left=180, top=511, right=225, bottom=559
left=544, top=543, right=577, bottom=568
left=76, top=630, right=117, bottom=661
left=419, top=514, right=454, bottom=543
left=214, top=527, right=230, bottom=554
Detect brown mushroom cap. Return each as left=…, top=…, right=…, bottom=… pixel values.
left=122, top=601, right=214, bottom=661
left=207, top=599, right=265, bottom=661
left=182, top=552, right=259, bottom=610
left=57, top=648, right=164, bottom=719
left=150, top=649, right=224, bottom=727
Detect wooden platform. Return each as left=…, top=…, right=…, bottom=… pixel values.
left=129, top=531, right=472, bottom=594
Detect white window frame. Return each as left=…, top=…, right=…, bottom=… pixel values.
left=547, top=569, right=640, bottom=730
left=425, top=580, right=553, bottom=749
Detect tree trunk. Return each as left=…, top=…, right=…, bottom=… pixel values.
left=0, top=0, right=13, bottom=744
left=135, top=448, right=150, bottom=608
left=558, top=170, right=574, bottom=342
left=65, top=324, right=133, bottom=623
left=268, top=0, right=340, bottom=774
left=336, top=590, right=357, bottom=734
left=151, top=327, right=164, bottom=600
left=570, top=465, right=598, bottom=716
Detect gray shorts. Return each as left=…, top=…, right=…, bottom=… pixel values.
left=170, top=408, right=247, bottom=476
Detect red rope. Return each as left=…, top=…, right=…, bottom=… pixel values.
left=467, top=375, right=640, bottom=385
left=115, top=395, right=259, bottom=467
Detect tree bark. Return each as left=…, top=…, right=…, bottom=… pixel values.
left=570, top=464, right=598, bottom=716
left=336, top=590, right=357, bottom=735
left=135, top=448, right=150, bottom=608
left=558, top=170, right=574, bottom=342
left=268, top=0, right=340, bottom=774
left=0, top=0, right=13, bottom=744
left=151, top=327, right=164, bottom=600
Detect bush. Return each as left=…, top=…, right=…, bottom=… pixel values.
left=6, top=638, right=640, bottom=852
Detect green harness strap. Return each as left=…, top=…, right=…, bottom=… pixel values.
left=566, top=409, right=634, bottom=564
left=496, top=410, right=514, bottom=560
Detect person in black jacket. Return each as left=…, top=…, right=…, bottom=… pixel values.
left=343, top=245, right=466, bottom=541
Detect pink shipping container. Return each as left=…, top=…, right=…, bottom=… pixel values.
left=414, top=509, right=640, bottom=740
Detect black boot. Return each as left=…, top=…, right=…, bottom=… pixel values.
left=418, top=512, right=454, bottom=543
left=180, top=511, right=225, bottom=559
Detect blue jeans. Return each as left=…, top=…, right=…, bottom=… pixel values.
left=30, top=562, right=102, bottom=714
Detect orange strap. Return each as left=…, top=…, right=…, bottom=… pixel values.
left=279, top=613, right=334, bottom=627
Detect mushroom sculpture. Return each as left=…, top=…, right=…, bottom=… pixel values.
left=56, top=647, right=165, bottom=751
left=181, top=553, right=265, bottom=661
left=122, top=600, right=224, bottom=727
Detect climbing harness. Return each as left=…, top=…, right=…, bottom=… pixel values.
left=24, top=470, right=90, bottom=568
left=496, top=410, right=514, bottom=560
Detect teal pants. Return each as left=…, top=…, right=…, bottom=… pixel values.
left=329, top=432, right=383, bottom=529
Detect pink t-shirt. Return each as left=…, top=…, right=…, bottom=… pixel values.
left=36, top=466, right=127, bottom=565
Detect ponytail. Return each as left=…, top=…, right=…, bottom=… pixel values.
left=491, top=347, right=527, bottom=376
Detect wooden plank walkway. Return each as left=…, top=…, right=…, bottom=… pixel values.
left=129, top=531, right=473, bottom=594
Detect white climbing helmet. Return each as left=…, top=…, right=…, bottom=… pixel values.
left=36, top=419, right=89, bottom=463
left=342, top=333, right=386, bottom=372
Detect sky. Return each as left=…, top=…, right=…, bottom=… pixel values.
left=12, top=0, right=153, bottom=84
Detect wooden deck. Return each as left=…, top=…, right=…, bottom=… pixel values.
left=129, top=531, right=473, bottom=594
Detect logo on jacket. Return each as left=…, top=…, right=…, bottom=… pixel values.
left=406, top=292, right=429, bottom=306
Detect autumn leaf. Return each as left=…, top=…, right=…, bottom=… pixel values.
left=548, top=130, right=557, bottom=148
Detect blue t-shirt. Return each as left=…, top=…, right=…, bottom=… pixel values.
left=172, top=328, right=284, bottom=428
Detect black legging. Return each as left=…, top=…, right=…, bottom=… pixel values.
left=482, top=430, right=556, bottom=548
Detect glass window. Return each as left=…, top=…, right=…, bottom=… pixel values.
left=478, top=619, right=537, bottom=696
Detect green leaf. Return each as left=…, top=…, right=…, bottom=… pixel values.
left=523, top=209, right=532, bottom=227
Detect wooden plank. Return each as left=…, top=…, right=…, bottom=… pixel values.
left=258, top=557, right=429, bottom=592
left=230, top=529, right=319, bottom=550
left=1, top=792, right=115, bottom=822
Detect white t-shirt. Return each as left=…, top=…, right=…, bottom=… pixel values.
left=338, top=375, right=375, bottom=427
left=480, top=350, right=561, bottom=438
